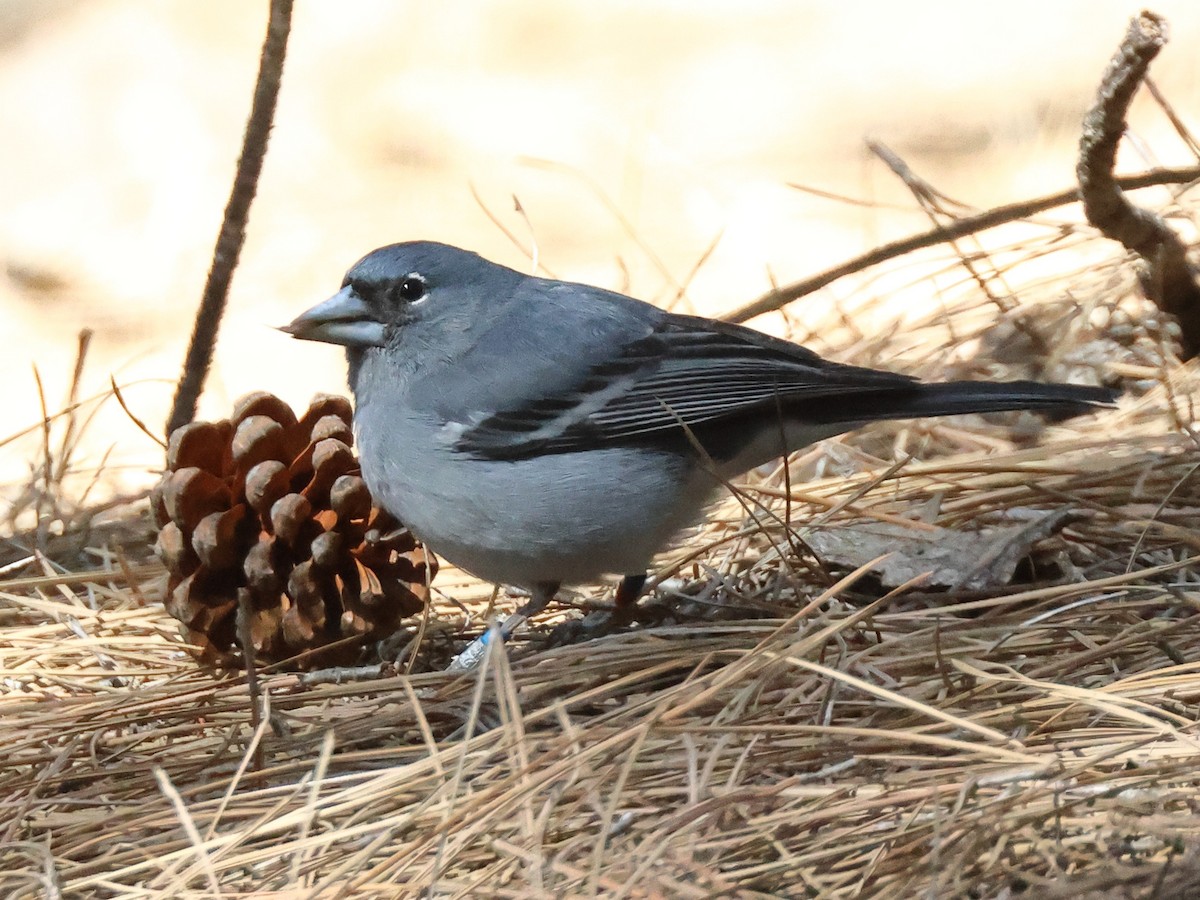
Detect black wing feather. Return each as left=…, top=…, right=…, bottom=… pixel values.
left=457, top=315, right=919, bottom=459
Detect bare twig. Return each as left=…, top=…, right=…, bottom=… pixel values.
left=665, top=229, right=724, bottom=314
left=867, top=140, right=1042, bottom=354
left=510, top=194, right=540, bottom=275
left=166, top=0, right=295, bottom=437
left=469, top=183, right=559, bottom=278
left=725, top=165, right=1200, bottom=323
left=519, top=155, right=683, bottom=292
left=1077, top=11, right=1200, bottom=358
left=54, top=330, right=92, bottom=484
left=1145, top=78, right=1200, bottom=160
left=30, top=364, right=55, bottom=546
left=236, top=589, right=266, bottom=775
left=786, top=180, right=919, bottom=212
left=867, top=140, right=971, bottom=215
left=111, top=377, right=167, bottom=450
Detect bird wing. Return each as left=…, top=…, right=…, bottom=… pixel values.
left=455, top=312, right=918, bottom=460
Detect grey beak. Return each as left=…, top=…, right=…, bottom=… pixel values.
left=281, top=286, right=387, bottom=348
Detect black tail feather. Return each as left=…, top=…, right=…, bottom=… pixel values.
left=817, top=380, right=1118, bottom=425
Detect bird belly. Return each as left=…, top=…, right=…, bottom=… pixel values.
left=358, top=429, right=711, bottom=588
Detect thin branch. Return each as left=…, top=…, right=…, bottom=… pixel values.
left=54, top=329, right=92, bottom=484
left=868, top=139, right=1024, bottom=318
left=111, top=377, right=167, bottom=450
left=1145, top=78, right=1200, bottom=160
left=725, top=165, right=1200, bottom=324
left=166, top=0, right=295, bottom=436
left=867, top=139, right=972, bottom=214
left=519, top=155, right=683, bottom=292
left=469, top=182, right=559, bottom=278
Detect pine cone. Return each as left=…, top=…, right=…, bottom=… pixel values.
left=150, top=392, right=435, bottom=667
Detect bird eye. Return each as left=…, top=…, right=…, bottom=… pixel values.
left=396, top=275, right=427, bottom=303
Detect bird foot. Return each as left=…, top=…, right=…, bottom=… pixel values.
left=544, top=598, right=673, bottom=648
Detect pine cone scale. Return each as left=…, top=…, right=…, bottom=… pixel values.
left=152, top=392, right=436, bottom=668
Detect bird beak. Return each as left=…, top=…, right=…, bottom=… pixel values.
left=280, top=286, right=387, bottom=348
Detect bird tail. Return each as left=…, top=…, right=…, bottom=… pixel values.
left=834, top=380, right=1118, bottom=424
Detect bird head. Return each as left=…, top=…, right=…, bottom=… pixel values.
left=282, top=241, right=520, bottom=352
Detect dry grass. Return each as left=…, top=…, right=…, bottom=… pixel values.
left=3, top=222, right=1200, bottom=898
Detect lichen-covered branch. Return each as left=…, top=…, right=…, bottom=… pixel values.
left=1077, top=11, right=1200, bottom=359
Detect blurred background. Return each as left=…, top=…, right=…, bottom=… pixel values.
left=0, top=0, right=1197, bottom=506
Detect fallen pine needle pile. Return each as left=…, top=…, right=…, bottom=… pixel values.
left=3, top=234, right=1200, bottom=898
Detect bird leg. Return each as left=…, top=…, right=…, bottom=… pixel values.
left=450, top=576, right=649, bottom=668
left=517, top=581, right=562, bottom=619
left=446, top=581, right=560, bottom=671
left=613, top=573, right=647, bottom=610
left=545, top=572, right=653, bottom=647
